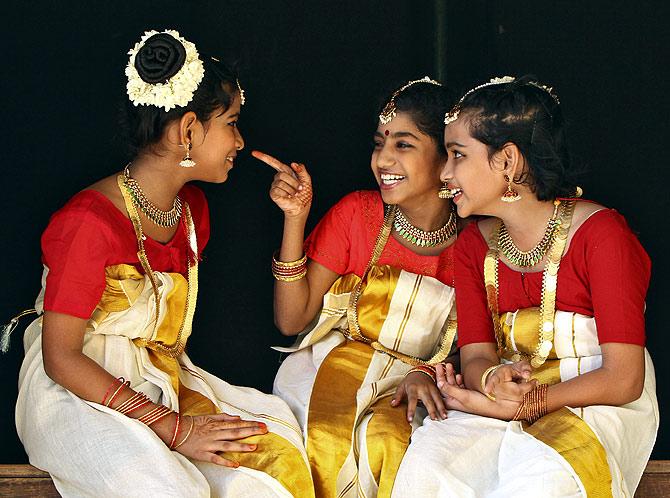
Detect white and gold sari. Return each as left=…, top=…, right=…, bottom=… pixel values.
left=274, top=205, right=457, bottom=498
left=16, top=181, right=313, bottom=498
left=394, top=205, right=658, bottom=498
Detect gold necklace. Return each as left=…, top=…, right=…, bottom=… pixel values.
left=497, top=201, right=561, bottom=267
left=484, top=200, right=576, bottom=367
left=345, top=204, right=458, bottom=366
left=122, top=165, right=182, bottom=228
left=117, top=175, right=198, bottom=358
left=393, top=205, right=457, bottom=247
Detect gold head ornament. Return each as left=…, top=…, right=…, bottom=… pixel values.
left=379, top=76, right=442, bottom=124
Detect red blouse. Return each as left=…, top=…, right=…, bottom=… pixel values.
left=455, top=208, right=650, bottom=347
left=305, top=190, right=455, bottom=285
left=41, top=185, right=210, bottom=320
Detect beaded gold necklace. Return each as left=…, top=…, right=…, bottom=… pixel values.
left=344, top=204, right=458, bottom=366
left=117, top=175, right=198, bottom=358
left=393, top=205, right=457, bottom=247
left=123, top=165, right=182, bottom=228
left=497, top=201, right=561, bottom=267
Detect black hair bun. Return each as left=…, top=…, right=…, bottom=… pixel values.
left=134, top=33, right=186, bottom=84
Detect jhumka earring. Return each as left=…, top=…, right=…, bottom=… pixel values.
left=179, top=142, right=196, bottom=168
left=438, top=182, right=451, bottom=199
left=501, top=174, right=521, bottom=202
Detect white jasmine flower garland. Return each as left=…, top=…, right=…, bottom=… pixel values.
left=125, top=30, right=205, bottom=112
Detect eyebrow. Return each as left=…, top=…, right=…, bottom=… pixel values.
left=374, top=131, right=421, bottom=140
left=446, top=141, right=467, bottom=148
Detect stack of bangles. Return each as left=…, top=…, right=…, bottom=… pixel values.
left=512, top=383, right=549, bottom=424
left=272, top=252, right=307, bottom=282
left=101, top=377, right=194, bottom=450
left=406, top=364, right=437, bottom=383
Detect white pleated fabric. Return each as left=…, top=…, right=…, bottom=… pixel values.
left=16, top=269, right=309, bottom=498
left=392, top=313, right=659, bottom=498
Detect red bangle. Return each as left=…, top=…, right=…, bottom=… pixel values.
left=101, top=377, right=124, bottom=406
left=169, top=414, right=181, bottom=449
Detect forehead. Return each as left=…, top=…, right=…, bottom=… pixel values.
left=444, top=118, right=472, bottom=143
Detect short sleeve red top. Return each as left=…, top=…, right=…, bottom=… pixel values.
left=455, top=208, right=650, bottom=347
left=41, top=185, right=210, bottom=320
left=304, top=190, right=455, bottom=285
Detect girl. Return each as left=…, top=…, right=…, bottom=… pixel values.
left=15, top=30, right=312, bottom=498
left=394, top=75, right=658, bottom=497
left=255, top=77, right=461, bottom=497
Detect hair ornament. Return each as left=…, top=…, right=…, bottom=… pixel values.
left=444, top=76, right=515, bottom=125
left=236, top=79, right=246, bottom=106
left=379, top=76, right=442, bottom=124
left=126, top=30, right=205, bottom=112
left=444, top=76, right=560, bottom=125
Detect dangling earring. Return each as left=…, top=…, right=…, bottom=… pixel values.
left=438, top=181, right=450, bottom=199
left=179, top=142, right=196, bottom=168
left=501, top=174, right=521, bottom=202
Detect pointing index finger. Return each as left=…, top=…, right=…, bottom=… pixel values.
left=251, top=150, right=293, bottom=174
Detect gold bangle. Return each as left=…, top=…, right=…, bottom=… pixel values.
left=272, top=251, right=307, bottom=281
left=272, top=269, right=307, bottom=282
left=480, top=364, right=502, bottom=401
left=272, top=252, right=307, bottom=268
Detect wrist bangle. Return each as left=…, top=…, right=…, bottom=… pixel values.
left=480, top=365, right=502, bottom=401
left=272, top=252, right=307, bottom=282
left=512, top=383, right=548, bottom=424
left=169, top=413, right=181, bottom=449
left=405, top=365, right=437, bottom=383
left=173, top=415, right=194, bottom=449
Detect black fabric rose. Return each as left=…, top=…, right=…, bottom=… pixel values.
left=134, top=33, right=186, bottom=84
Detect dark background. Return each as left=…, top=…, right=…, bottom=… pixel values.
left=2, top=0, right=668, bottom=464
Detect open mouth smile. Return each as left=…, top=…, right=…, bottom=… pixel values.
left=380, top=173, right=406, bottom=186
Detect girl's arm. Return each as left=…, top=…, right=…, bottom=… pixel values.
left=42, top=311, right=266, bottom=466
left=253, top=150, right=340, bottom=335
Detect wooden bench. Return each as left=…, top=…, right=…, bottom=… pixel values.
left=1, top=462, right=669, bottom=496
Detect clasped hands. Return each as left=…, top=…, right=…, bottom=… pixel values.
left=392, top=361, right=537, bottom=422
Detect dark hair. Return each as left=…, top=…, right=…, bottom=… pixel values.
left=120, top=32, right=239, bottom=157
left=456, top=75, right=579, bottom=201
left=378, top=81, right=456, bottom=155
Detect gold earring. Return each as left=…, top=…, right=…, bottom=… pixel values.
left=501, top=174, right=521, bottom=202
left=179, top=142, right=196, bottom=168
left=438, top=182, right=450, bottom=199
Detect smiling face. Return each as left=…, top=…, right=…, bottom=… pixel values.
left=192, top=92, right=245, bottom=183
left=371, top=112, right=446, bottom=208
left=441, top=115, right=507, bottom=218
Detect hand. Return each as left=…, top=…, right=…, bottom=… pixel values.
left=483, top=361, right=534, bottom=402
left=441, top=383, right=521, bottom=421
left=252, top=150, right=313, bottom=219
left=391, top=372, right=447, bottom=422
left=435, top=362, right=465, bottom=396
left=174, top=413, right=268, bottom=467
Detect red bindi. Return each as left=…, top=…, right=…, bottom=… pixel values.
left=384, top=130, right=390, bottom=136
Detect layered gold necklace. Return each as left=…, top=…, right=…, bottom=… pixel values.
left=122, top=165, right=182, bottom=227
left=485, top=199, right=576, bottom=367
left=497, top=201, right=561, bottom=267
left=393, top=205, right=457, bottom=247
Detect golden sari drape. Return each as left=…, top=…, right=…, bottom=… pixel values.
left=274, top=264, right=456, bottom=498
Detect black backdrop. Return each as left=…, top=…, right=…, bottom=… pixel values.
left=2, top=0, right=668, bottom=465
